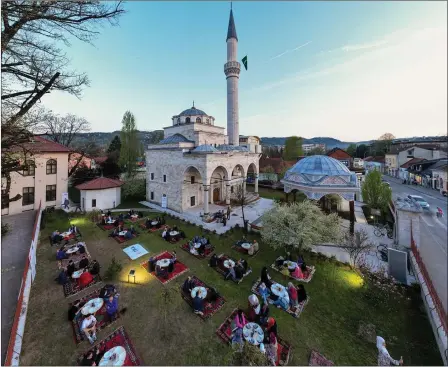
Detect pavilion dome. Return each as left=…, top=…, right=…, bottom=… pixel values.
left=287, top=155, right=353, bottom=177
left=179, top=106, right=207, bottom=116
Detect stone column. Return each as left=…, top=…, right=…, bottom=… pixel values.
left=203, top=185, right=209, bottom=215
left=254, top=174, right=259, bottom=193
left=243, top=176, right=247, bottom=194
left=225, top=181, right=231, bottom=205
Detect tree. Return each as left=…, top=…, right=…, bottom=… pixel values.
left=307, top=146, right=326, bottom=156
left=283, top=136, right=303, bottom=160
left=261, top=165, right=277, bottom=182
left=361, top=170, right=392, bottom=212
left=70, top=163, right=98, bottom=187
left=372, top=133, right=396, bottom=156
left=107, top=135, right=121, bottom=154
left=233, top=184, right=250, bottom=230
left=346, top=144, right=357, bottom=157
left=379, top=133, right=396, bottom=141
left=122, top=179, right=146, bottom=199
left=277, top=161, right=290, bottom=181
left=261, top=201, right=342, bottom=252
left=356, top=144, right=368, bottom=158
left=1, top=1, right=125, bottom=203
left=339, top=228, right=374, bottom=268
left=119, top=111, right=139, bottom=178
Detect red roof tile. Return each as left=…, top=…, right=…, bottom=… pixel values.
left=5, top=136, right=71, bottom=153
left=400, top=158, right=427, bottom=169
left=75, top=177, right=124, bottom=190
left=326, top=148, right=352, bottom=159
left=260, top=157, right=296, bottom=174
left=93, top=156, right=108, bottom=164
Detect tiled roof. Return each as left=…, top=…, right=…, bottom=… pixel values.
left=364, top=156, right=385, bottom=163
left=75, top=177, right=124, bottom=190
left=260, top=157, right=296, bottom=174
left=326, top=148, right=352, bottom=159
left=5, top=136, right=71, bottom=153
left=178, top=106, right=207, bottom=117
left=400, top=158, right=427, bottom=169
left=158, top=134, right=193, bottom=144
left=192, top=144, right=219, bottom=153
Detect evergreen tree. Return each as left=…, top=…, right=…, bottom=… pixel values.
left=283, top=136, right=303, bottom=160
left=107, top=135, right=122, bottom=154
left=119, top=111, right=139, bottom=178
left=346, top=144, right=357, bottom=157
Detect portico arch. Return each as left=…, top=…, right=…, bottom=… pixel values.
left=209, top=166, right=229, bottom=204
left=183, top=166, right=203, bottom=210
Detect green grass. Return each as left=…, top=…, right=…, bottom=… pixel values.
left=20, top=210, right=442, bottom=366
left=114, top=198, right=148, bottom=209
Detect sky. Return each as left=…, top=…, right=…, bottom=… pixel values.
left=41, top=1, right=447, bottom=141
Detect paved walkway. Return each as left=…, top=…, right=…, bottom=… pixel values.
left=1, top=211, right=36, bottom=364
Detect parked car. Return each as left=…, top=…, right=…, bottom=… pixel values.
left=407, top=195, right=430, bottom=209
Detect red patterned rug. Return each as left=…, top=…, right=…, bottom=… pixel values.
left=309, top=350, right=334, bottom=366
left=78, top=326, right=143, bottom=366
left=70, top=289, right=120, bottom=344
left=271, top=257, right=316, bottom=283
left=251, top=278, right=309, bottom=318
left=140, top=251, right=188, bottom=284
left=58, top=245, right=91, bottom=269
left=63, top=233, right=76, bottom=241
left=212, top=254, right=252, bottom=284
left=231, top=244, right=260, bottom=257
left=180, top=275, right=225, bottom=320
left=216, top=308, right=291, bottom=366
left=63, top=275, right=102, bottom=298
left=180, top=242, right=215, bottom=259
left=114, top=232, right=138, bottom=244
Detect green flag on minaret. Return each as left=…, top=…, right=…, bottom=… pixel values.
left=241, top=55, right=248, bottom=70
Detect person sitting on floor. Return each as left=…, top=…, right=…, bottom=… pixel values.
left=77, top=242, right=86, bottom=254
left=297, top=284, right=307, bottom=303
left=248, top=294, right=261, bottom=321
left=79, top=255, right=90, bottom=269
left=106, top=215, right=113, bottom=223
left=148, top=257, right=156, bottom=272
left=160, top=216, right=166, bottom=225
left=182, top=276, right=195, bottom=294
left=205, top=287, right=219, bottom=303
left=291, top=264, right=304, bottom=279
left=197, top=242, right=206, bottom=256
left=193, top=291, right=204, bottom=316
left=273, top=289, right=290, bottom=311
left=145, top=218, right=151, bottom=229
left=51, top=230, right=63, bottom=244
left=209, top=254, right=218, bottom=268
left=225, top=265, right=237, bottom=282
left=266, top=331, right=278, bottom=366
left=261, top=266, right=272, bottom=288
left=171, top=251, right=177, bottom=263
left=118, top=213, right=124, bottom=222
left=237, top=258, right=249, bottom=274
left=90, top=260, right=100, bottom=276
left=81, top=348, right=104, bottom=366
left=117, top=224, right=124, bottom=232
left=107, top=210, right=112, bottom=217
left=56, top=247, right=68, bottom=260
left=264, top=317, right=278, bottom=338
left=258, top=282, right=270, bottom=304
left=124, top=230, right=133, bottom=239
left=81, top=314, right=97, bottom=344
left=55, top=268, right=68, bottom=285
left=68, top=224, right=78, bottom=234
left=233, top=308, right=247, bottom=330
left=105, top=294, right=119, bottom=321
left=165, top=231, right=171, bottom=242
left=259, top=301, right=270, bottom=325
left=285, top=251, right=293, bottom=261
left=162, top=228, right=167, bottom=240
left=68, top=299, right=83, bottom=321
left=288, top=282, right=298, bottom=309
left=109, top=228, right=119, bottom=237
left=155, top=265, right=168, bottom=279
left=173, top=225, right=179, bottom=232
left=100, top=284, right=118, bottom=299
left=78, top=268, right=94, bottom=288
left=66, top=260, right=76, bottom=277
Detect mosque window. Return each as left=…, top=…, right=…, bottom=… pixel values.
left=196, top=117, right=201, bottom=123
left=186, top=117, right=191, bottom=124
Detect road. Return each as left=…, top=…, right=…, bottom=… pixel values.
left=382, top=176, right=447, bottom=313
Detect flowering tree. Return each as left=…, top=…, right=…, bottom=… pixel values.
left=261, top=200, right=342, bottom=251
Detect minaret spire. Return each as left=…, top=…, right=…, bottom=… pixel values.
left=226, top=6, right=238, bottom=42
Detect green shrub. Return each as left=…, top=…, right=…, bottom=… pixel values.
left=104, top=257, right=123, bottom=280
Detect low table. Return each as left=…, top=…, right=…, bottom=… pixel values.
left=284, top=260, right=297, bottom=270
left=151, top=221, right=159, bottom=226
left=156, top=259, right=170, bottom=268
left=81, top=298, right=104, bottom=315
left=191, top=286, right=207, bottom=299
left=271, top=283, right=287, bottom=298
left=72, top=269, right=84, bottom=279
left=66, top=247, right=79, bottom=255
left=118, top=231, right=127, bottom=236
left=194, top=243, right=202, bottom=249
left=241, top=243, right=252, bottom=250
left=243, top=322, right=264, bottom=346
left=223, top=259, right=235, bottom=269
left=98, top=346, right=127, bottom=366
left=170, top=231, right=179, bottom=237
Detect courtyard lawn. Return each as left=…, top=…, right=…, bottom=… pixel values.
left=20, top=210, right=442, bottom=366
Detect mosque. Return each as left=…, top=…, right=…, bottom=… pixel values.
left=145, top=8, right=261, bottom=216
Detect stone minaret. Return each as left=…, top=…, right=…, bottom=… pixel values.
left=224, top=7, right=240, bottom=146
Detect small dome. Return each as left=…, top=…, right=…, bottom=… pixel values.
left=159, top=134, right=193, bottom=144
left=179, top=106, right=207, bottom=116
left=217, top=144, right=249, bottom=152
left=192, top=144, right=219, bottom=153
left=286, top=155, right=352, bottom=176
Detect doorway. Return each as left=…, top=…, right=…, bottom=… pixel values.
left=213, top=188, right=220, bottom=202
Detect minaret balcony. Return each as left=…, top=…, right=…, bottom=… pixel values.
left=224, top=61, right=241, bottom=77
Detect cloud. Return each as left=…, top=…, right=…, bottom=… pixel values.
left=341, top=40, right=388, bottom=52
left=269, top=41, right=312, bottom=60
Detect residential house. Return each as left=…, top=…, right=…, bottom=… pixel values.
left=259, top=157, right=296, bottom=182
left=364, top=156, right=385, bottom=173
left=430, top=161, right=448, bottom=194
left=326, top=148, right=353, bottom=169
left=406, top=159, right=448, bottom=188
left=302, top=143, right=326, bottom=154
left=399, top=158, right=426, bottom=182
left=1, top=136, right=70, bottom=216
left=76, top=177, right=124, bottom=211
left=239, top=136, right=262, bottom=153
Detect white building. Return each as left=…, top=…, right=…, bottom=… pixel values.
left=239, top=136, right=261, bottom=153
left=76, top=177, right=124, bottom=211
left=145, top=8, right=260, bottom=217
left=303, top=143, right=326, bottom=154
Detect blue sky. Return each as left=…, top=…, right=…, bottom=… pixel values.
left=42, top=1, right=447, bottom=141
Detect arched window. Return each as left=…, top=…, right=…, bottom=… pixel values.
left=23, top=160, right=35, bottom=176
left=186, top=117, right=191, bottom=124
left=46, top=159, right=57, bottom=175
left=196, top=117, right=201, bottom=123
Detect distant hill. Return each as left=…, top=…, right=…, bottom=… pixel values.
left=260, top=136, right=373, bottom=150
left=71, top=130, right=164, bottom=148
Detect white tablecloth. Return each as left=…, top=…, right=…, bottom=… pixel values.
left=284, top=260, right=297, bottom=270
left=72, top=269, right=84, bottom=279
left=224, top=259, right=235, bottom=268
left=81, top=298, right=104, bottom=315
left=61, top=232, right=71, bottom=238
left=156, top=259, right=170, bottom=268
left=66, top=247, right=79, bottom=254
left=243, top=322, right=264, bottom=345
left=191, top=286, right=207, bottom=299
left=98, top=346, right=127, bottom=366
left=194, top=243, right=202, bottom=249
left=151, top=221, right=158, bottom=225
left=170, top=231, right=179, bottom=236
left=118, top=231, right=127, bottom=236
left=107, top=220, right=115, bottom=224
left=271, top=283, right=287, bottom=297
left=241, top=243, right=252, bottom=249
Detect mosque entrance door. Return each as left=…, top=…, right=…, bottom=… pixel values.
left=213, top=188, right=220, bottom=203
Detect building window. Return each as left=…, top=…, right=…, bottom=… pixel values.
left=163, top=174, right=166, bottom=183
left=231, top=186, right=234, bottom=193
left=1, top=189, right=9, bottom=209
left=46, top=184, right=56, bottom=201
left=191, top=176, right=195, bottom=184
left=150, top=192, right=154, bottom=200
left=190, top=196, right=195, bottom=206
left=46, top=159, right=57, bottom=175
left=151, top=173, right=154, bottom=180
left=22, top=187, right=34, bottom=206
left=196, top=117, right=201, bottom=123
left=92, top=199, right=96, bottom=208
left=186, top=117, right=191, bottom=124
left=23, top=160, right=35, bottom=176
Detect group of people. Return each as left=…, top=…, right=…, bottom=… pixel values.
left=213, top=205, right=232, bottom=226
left=161, top=226, right=185, bottom=242
left=276, top=252, right=308, bottom=280
left=56, top=241, right=86, bottom=261
left=148, top=251, right=177, bottom=279
left=109, top=224, right=137, bottom=239
left=56, top=254, right=100, bottom=288
left=144, top=216, right=165, bottom=229
left=51, top=224, right=81, bottom=245
left=182, top=276, right=220, bottom=316
left=208, top=254, right=250, bottom=282
left=236, top=236, right=260, bottom=256
left=232, top=309, right=279, bottom=365
left=186, top=236, right=212, bottom=256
